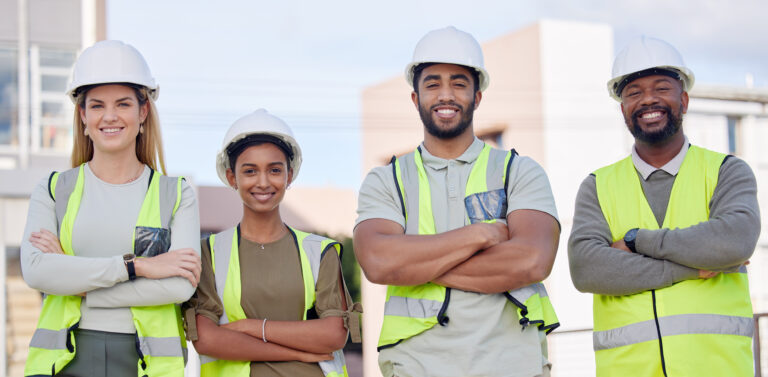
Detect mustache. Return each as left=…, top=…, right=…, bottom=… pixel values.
left=430, top=101, right=465, bottom=112
left=632, top=105, right=670, bottom=120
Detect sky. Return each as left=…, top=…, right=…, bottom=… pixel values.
left=107, top=0, right=768, bottom=189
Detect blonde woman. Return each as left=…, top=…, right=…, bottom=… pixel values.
left=21, top=40, right=201, bottom=377
left=186, top=109, right=361, bottom=377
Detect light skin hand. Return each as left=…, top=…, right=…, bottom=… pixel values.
left=29, top=229, right=65, bottom=254
left=29, top=229, right=202, bottom=286
left=29, top=229, right=85, bottom=296
left=134, top=248, right=202, bottom=287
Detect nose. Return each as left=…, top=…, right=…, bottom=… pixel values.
left=255, top=172, right=270, bottom=188
left=437, top=85, right=455, bottom=103
left=638, top=88, right=659, bottom=107
left=103, top=105, right=118, bottom=122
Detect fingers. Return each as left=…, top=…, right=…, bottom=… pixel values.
left=29, top=231, right=65, bottom=254
left=181, top=269, right=198, bottom=287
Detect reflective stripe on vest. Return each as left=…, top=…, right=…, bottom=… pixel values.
left=379, top=143, right=559, bottom=349
left=25, top=164, right=185, bottom=377
left=593, top=145, right=753, bottom=377
left=200, top=226, right=348, bottom=377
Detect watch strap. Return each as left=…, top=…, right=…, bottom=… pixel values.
left=123, top=253, right=137, bottom=281
left=624, top=228, right=639, bottom=253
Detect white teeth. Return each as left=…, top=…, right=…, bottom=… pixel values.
left=641, top=112, right=662, bottom=119
left=437, top=109, right=456, bottom=114
left=101, top=128, right=121, bottom=133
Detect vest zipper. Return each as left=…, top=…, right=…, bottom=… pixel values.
left=651, top=289, right=668, bottom=377
left=437, top=288, right=451, bottom=325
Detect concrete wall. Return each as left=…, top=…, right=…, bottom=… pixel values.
left=0, top=0, right=83, bottom=47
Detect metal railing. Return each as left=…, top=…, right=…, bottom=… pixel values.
left=756, top=312, right=768, bottom=377
left=548, top=313, right=768, bottom=377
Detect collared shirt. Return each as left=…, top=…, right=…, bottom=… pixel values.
left=356, top=137, right=558, bottom=377
left=631, top=136, right=690, bottom=179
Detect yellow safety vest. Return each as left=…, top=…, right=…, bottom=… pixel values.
left=378, top=143, right=559, bottom=349
left=593, top=145, right=753, bottom=377
left=199, top=225, right=349, bottom=377
left=24, top=164, right=186, bottom=377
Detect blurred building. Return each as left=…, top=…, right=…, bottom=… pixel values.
left=0, top=0, right=105, bottom=375
left=359, top=19, right=768, bottom=377
left=197, top=184, right=357, bottom=238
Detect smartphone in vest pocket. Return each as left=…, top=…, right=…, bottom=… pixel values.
left=134, top=226, right=171, bottom=257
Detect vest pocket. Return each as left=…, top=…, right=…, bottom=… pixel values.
left=464, top=188, right=507, bottom=223
left=135, top=226, right=171, bottom=257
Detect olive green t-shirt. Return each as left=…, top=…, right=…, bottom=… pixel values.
left=188, top=230, right=346, bottom=377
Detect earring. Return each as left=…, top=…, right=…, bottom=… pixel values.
left=139, top=124, right=144, bottom=134
left=83, top=127, right=88, bottom=136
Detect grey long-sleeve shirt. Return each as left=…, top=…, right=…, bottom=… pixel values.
left=21, top=164, right=201, bottom=333
left=568, top=146, right=760, bottom=296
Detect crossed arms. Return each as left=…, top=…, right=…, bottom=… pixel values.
left=354, top=209, right=559, bottom=294
left=568, top=158, right=760, bottom=296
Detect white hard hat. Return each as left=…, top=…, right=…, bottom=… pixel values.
left=607, top=36, right=695, bottom=102
left=405, top=26, right=490, bottom=92
left=216, top=109, right=302, bottom=187
left=66, top=40, right=158, bottom=104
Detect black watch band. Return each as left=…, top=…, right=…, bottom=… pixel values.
left=123, top=253, right=137, bottom=281
left=624, top=228, right=639, bottom=253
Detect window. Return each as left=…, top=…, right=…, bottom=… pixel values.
left=0, top=47, right=18, bottom=146
left=727, top=116, right=740, bottom=155
left=31, top=46, right=76, bottom=151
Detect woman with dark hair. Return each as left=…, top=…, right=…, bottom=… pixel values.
left=186, top=109, right=361, bottom=377
left=21, top=40, right=201, bottom=377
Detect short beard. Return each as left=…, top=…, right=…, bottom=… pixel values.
left=628, top=105, right=683, bottom=144
left=418, top=97, right=475, bottom=140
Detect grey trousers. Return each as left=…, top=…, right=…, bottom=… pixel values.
left=58, top=329, right=139, bottom=377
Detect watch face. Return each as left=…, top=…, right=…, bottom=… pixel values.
left=123, top=253, right=136, bottom=261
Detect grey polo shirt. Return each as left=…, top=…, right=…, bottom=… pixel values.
left=356, top=137, right=559, bottom=377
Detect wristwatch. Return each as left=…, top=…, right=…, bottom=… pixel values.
left=123, top=253, right=137, bottom=281
left=624, top=228, right=640, bottom=253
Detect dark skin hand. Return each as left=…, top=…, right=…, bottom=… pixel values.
left=611, top=238, right=721, bottom=278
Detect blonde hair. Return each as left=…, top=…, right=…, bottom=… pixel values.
left=71, top=85, right=167, bottom=174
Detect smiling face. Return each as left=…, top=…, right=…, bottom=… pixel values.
left=412, top=63, right=481, bottom=140
left=620, top=74, right=689, bottom=145
left=79, top=84, right=148, bottom=158
left=226, top=142, right=293, bottom=216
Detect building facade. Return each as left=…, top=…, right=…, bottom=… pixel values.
left=0, top=1, right=105, bottom=375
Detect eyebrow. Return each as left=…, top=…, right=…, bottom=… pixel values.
left=422, top=73, right=471, bottom=83
left=86, top=97, right=135, bottom=103
left=240, top=161, right=286, bottom=168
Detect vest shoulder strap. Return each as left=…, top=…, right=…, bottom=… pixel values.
left=49, top=166, right=81, bottom=226
left=157, top=174, right=184, bottom=228
left=503, top=148, right=518, bottom=194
